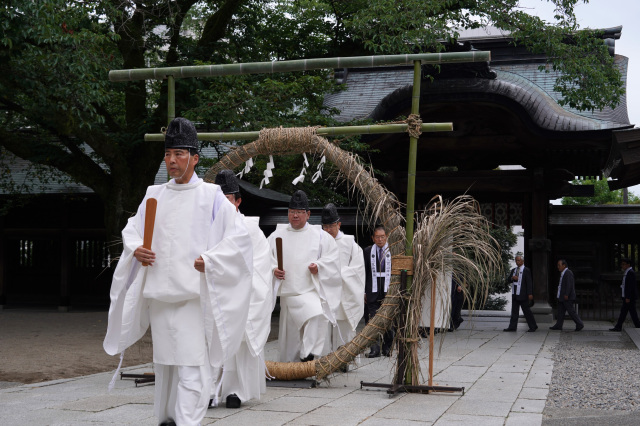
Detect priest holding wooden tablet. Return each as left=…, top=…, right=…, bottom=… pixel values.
left=103, top=117, right=252, bottom=426
left=268, top=190, right=341, bottom=363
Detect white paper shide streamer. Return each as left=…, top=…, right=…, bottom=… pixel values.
left=260, top=155, right=275, bottom=189
left=311, top=155, right=326, bottom=183
left=292, top=153, right=310, bottom=185
left=237, top=157, right=254, bottom=178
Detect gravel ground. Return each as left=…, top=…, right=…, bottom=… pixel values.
left=547, top=330, right=640, bottom=412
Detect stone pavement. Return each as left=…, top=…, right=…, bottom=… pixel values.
left=0, top=314, right=626, bottom=426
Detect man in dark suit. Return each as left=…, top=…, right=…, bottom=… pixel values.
left=449, top=277, right=464, bottom=331
left=549, top=259, right=584, bottom=331
left=610, top=257, right=640, bottom=331
left=363, top=225, right=393, bottom=357
left=503, top=255, right=538, bottom=332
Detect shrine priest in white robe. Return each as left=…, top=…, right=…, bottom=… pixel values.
left=268, top=190, right=342, bottom=362
left=210, top=170, right=272, bottom=409
left=321, top=203, right=365, bottom=354
left=103, top=118, right=253, bottom=426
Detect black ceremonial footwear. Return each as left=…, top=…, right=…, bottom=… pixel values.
left=226, top=393, right=241, bottom=409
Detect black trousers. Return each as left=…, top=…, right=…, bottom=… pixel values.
left=450, top=291, right=464, bottom=329
left=508, top=294, right=537, bottom=330
left=615, top=298, right=640, bottom=328
left=365, top=298, right=394, bottom=352
left=555, top=299, right=583, bottom=329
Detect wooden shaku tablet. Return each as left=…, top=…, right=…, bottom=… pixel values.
left=142, top=198, right=157, bottom=266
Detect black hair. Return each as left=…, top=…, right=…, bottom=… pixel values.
left=372, top=225, right=386, bottom=235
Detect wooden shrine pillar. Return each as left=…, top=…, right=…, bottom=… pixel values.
left=528, top=168, right=554, bottom=322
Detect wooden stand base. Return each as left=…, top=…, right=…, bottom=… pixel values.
left=120, top=372, right=155, bottom=386
left=360, top=270, right=464, bottom=397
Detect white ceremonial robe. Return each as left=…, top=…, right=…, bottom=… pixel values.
left=268, top=223, right=341, bottom=362
left=324, top=231, right=365, bottom=352
left=103, top=177, right=252, bottom=425
left=216, top=215, right=272, bottom=404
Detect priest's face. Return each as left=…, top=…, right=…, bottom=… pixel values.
left=322, top=222, right=340, bottom=238
left=165, top=148, right=198, bottom=184
left=288, top=209, right=310, bottom=230
left=224, top=193, right=242, bottom=211
left=372, top=229, right=387, bottom=248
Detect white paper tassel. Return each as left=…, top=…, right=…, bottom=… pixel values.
left=311, top=155, right=326, bottom=183
left=260, top=155, right=275, bottom=189
left=292, top=153, right=310, bottom=185
left=237, top=158, right=254, bottom=178
left=292, top=168, right=306, bottom=185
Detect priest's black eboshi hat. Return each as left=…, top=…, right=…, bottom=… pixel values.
left=165, top=117, right=199, bottom=150
left=321, top=203, right=340, bottom=224
left=289, top=190, right=310, bottom=210
left=215, top=169, right=240, bottom=195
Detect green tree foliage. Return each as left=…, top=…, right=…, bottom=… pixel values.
left=0, top=0, right=627, bottom=251
left=475, top=226, right=518, bottom=310
left=561, top=177, right=640, bottom=205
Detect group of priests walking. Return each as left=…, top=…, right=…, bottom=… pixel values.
left=103, top=117, right=394, bottom=426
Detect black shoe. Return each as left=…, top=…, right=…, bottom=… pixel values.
left=503, top=328, right=517, bottom=332
left=455, top=318, right=464, bottom=329
left=549, top=326, right=561, bottom=330
left=300, top=354, right=314, bottom=362
left=160, top=420, right=177, bottom=426
left=226, top=393, right=241, bottom=409
left=381, top=349, right=390, bottom=357
left=609, top=327, right=622, bottom=332
left=366, top=349, right=380, bottom=358
left=575, top=324, right=584, bottom=332
left=527, top=326, right=538, bottom=332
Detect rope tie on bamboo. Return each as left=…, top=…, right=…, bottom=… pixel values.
left=406, top=113, right=423, bottom=139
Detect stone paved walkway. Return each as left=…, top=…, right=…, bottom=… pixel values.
left=1, top=313, right=574, bottom=425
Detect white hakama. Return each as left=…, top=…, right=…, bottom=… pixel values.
left=215, top=215, right=272, bottom=404
left=323, top=232, right=365, bottom=353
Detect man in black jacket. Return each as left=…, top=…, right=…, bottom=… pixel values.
left=363, top=225, right=393, bottom=357
left=610, top=257, right=640, bottom=331
left=504, top=255, right=538, bottom=332
left=549, top=259, right=584, bottom=331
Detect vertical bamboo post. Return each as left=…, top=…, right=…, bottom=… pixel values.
left=405, top=60, right=421, bottom=253
left=403, top=60, right=421, bottom=385
left=167, top=75, right=175, bottom=124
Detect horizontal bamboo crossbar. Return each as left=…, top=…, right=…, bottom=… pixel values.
left=109, top=52, right=490, bottom=82
left=145, top=123, right=453, bottom=142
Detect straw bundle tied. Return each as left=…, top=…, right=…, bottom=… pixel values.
left=399, top=195, right=503, bottom=385
left=204, top=127, right=500, bottom=382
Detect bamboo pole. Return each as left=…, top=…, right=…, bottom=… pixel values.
left=144, top=122, right=453, bottom=142
left=167, top=75, right=175, bottom=124
left=402, top=60, right=422, bottom=385
left=109, top=52, right=490, bottom=82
